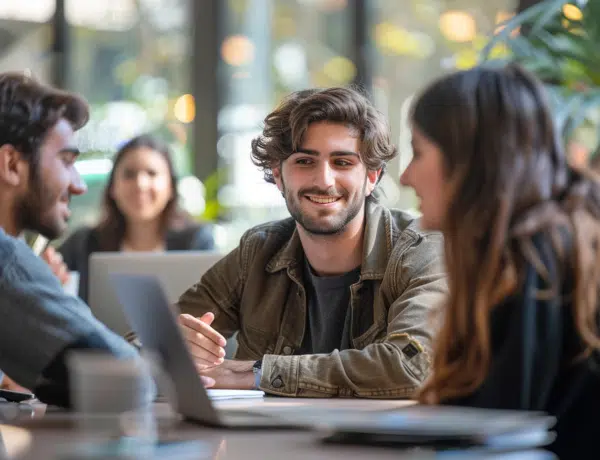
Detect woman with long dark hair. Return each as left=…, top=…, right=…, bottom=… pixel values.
left=400, top=64, right=600, bottom=457
left=57, top=134, right=214, bottom=302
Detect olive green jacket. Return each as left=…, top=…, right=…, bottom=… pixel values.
left=177, top=200, right=447, bottom=398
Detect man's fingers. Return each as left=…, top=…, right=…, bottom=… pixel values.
left=50, top=262, right=70, bottom=286
left=47, top=248, right=64, bottom=266
left=59, top=270, right=71, bottom=285
left=199, top=312, right=215, bottom=325
left=179, top=314, right=227, bottom=347
left=180, top=326, right=225, bottom=363
left=41, top=248, right=52, bottom=262
left=194, top=360, right=220, bottom=373
left=41, top=247, right=61, bottom=266
left=187, top=342, right=225, bottom=364
left=188, top=346, right=224, bottom=366
left=42, top=247, right=70, bottom=282
left=200, top=376, right=215, bottom=388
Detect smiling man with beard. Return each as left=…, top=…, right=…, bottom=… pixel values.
left=177, top=87, right=447, bottom=397
left=0, top=72, right=156, bottom=407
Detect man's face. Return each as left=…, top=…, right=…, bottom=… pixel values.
left=273, top=121, right=379, bottom=236
left=17, top=118, right=86, bottom=239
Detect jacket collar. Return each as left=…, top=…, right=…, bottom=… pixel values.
left=265, top=199, right=393, bottom=279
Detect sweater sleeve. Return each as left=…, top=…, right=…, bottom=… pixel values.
left=0, top=232, right=145, bottom=406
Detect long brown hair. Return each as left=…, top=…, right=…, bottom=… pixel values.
left=413, top=64, right=600, bottom=403
left=95, top=134, right=191, bottom=251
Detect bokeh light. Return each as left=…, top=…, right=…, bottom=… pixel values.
left=221, top=35, right=255, bottom=67
left=173, top=94, right=195, bottom=124
left=563, top=4, right=583, bottom=21
left=439, top=10, right=477, bottom=43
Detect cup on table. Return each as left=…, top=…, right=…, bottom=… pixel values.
left=67, top=351, right=157, bottom=457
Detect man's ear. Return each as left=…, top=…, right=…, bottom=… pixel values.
left=0, top=145, right=26, bottom=187
left=272, top=164, right=284, bottom=192
left=365, top=168, right=381, bottom=196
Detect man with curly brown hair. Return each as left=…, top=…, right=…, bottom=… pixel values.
left=177, top=87, right=446, bottom=398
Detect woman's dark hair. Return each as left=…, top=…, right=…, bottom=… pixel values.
left=412, top=64, right=600, bottom=404
left=250, top=87, right=398, bottom=185
left=0, top=71, right=89, bottom=176
left=95, top=134, right=191, bottom=251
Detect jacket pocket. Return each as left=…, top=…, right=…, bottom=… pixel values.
left=352, top=321, right=387, bottom=349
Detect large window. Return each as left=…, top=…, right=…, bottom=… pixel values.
left=0, top=0, right=524, bottom=250
left=371, top=0, right=518, bottom=212
left=65, top=0, right=197, bottom=231
left=0, top=1, right=55, bottom=79
left=216, top=0, right=356, bottom=246
left=216, top=0, right=519, bottom=248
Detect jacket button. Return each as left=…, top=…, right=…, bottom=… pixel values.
left=271, top=377, right=284, bottom=388
left=282, top=346, right=292, bottom=355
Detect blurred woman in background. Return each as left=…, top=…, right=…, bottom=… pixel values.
left=400, top=64, right=600, bottom=458
left=51, top=133, right=214, bottom=302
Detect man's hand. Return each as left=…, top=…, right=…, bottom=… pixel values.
left=198, top=360, right=255, bottom=390
left=41, top=247, right=70, bottom=286
left=0, top=375, right=30, bottom=393
left=178, top=313, right=226, bottom=369
left=200, top=376, right=216, bottom=388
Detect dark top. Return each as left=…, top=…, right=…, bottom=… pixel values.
left=58, top=224, right=215, bottom=303
left=296, top=260, right=361, bottom=355
left=445, top=231, right=600, bottom=459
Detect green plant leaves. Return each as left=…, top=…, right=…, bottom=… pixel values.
left=480, top=0, right=600, bottom=160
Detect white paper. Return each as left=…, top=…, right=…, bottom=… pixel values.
left=207, top=389, right=265, bottom=401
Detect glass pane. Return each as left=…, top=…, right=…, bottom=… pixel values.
left=218, top=0, right=354, bottom=247
left=65, top=0, right=196, bottom=231
left=371, top=0, right=519, bottom=212
left=0, top=0, right=55, bottom=80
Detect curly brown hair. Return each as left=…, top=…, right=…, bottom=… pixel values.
left=251, top=87, right=398, bottom=184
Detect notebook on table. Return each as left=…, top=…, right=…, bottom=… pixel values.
left=207, top=390, right=264, bottom=401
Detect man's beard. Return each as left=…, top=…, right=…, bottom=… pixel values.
left=17, top=178, right=66, bottom=240
left=281, top=177, right=367, bottom=236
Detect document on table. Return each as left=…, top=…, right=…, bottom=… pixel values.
left=207, top=389, right=265, bottom=400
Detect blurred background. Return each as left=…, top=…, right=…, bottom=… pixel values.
left=3, top=0, right=596, bottom=251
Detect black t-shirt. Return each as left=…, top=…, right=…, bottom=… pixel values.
left=296, top=259, right=361, bottom=355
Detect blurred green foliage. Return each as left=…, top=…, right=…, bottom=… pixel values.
left=481, top=0, right=600, bottom=160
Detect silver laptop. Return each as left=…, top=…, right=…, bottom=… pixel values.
left=89, top=251, right=223, bottom=336
left=109, top=273, right=310, bottom=429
